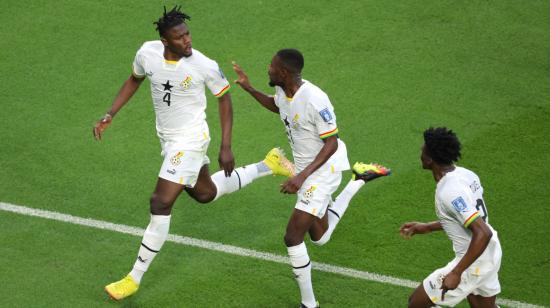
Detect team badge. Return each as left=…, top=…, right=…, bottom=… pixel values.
left=170, top=152, right=184, bottom=166
left=451, top=196, right=468, bottom=212
left=180, top=75, right=192, bottom=89
left=292, top=114, right=300, bottom=128
left=304, top=185, right=317, bottom=200
left=319, top=108, right=333, bottom=122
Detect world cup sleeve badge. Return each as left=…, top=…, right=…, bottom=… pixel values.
left=319, top=108, right=333, bottom=122
left=451, top=196, right=468, bottom=212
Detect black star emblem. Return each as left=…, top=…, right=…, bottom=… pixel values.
left=162, top=80, right=173, bottom=92
left=283, top=116, right=290, bottom=128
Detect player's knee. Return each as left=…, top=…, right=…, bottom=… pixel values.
left=284, top=233, right=302, bottom=247
left=192, top=192, right=215, bottom=204
left=149, top=195, right=173, bottom=215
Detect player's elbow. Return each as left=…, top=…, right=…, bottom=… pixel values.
left=483, top=226, right=493, bottom=241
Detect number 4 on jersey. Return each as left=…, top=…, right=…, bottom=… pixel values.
left=163, top=92, right=171, bottom=106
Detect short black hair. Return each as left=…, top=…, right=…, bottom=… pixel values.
left=423, top=127, right=462, bottom=165
left=276, top=49, right=304, bottom=74
left=154, top=5, right=191, bottom=38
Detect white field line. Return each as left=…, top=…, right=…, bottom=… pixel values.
left=0, top=202, right=545, bottom=308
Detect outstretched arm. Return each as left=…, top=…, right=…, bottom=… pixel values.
left=232, top=61, right=279, bottom=113
left=280, top=135, right=338, bottom=194
left=217, top=92, right=235, bottom=177
left=399, top=221, right=443, bottom=239
left=93, top=74, right=145, bottom=140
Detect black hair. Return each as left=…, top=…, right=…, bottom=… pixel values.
left=423, top=127, right=462, bottom=165
left=276, top=49, right=304, bottom=74
left=154, top=5, right=191, bottom=38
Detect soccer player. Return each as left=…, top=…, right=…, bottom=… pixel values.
left=233, top=49, right=391, bottom=308
left=95, top=7, right=294, bottom=300
left=400, top=127, right=502, bottom=307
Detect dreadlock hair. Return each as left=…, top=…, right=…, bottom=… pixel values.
left=154, top=5, right=191, bottom=38
left=423, top=127, right=462, bottom=165
left=276, top=49, right=304, bottom=74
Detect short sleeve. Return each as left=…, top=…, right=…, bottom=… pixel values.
left=204, top=61, right=230, bottom=98
left=132, top=50, right=146, bottom=78
left=308, top=94, right=338, bottom=139
left=440, top=185, right=480, bottom=228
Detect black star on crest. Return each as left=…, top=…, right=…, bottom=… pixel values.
left=162, top=80, right=174, bottom=92
left=283, top=116, right=290, bottom=128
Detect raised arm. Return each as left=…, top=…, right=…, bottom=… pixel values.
left=93, top=74, right=145, bottom=140
left=217, top=92, right=235, bottom=176
left=232, top=61, right=279, bottom=113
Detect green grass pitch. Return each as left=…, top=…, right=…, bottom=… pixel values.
left=1, top=0, right=549, bottom=307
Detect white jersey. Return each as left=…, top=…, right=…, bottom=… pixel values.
left=273, top=80, right=350, bottom=173
left=132, top=41, right=230, bottom=151
left=435, top=166, right=500, bottom=260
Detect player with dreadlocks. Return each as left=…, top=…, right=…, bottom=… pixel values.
left=97, top=6, right=294, bottom=300
left=399, top=127, right=502, bottom=307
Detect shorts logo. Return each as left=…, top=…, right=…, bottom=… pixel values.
left=180, top=75, right=192, bottom=89
left=219, top=68, right=226, bottom=79
left=319, top=108, right=333, bottom=122
left=170, top=152, right=184, bottom=166
left=304, top=185, right=317, bottom=200
left=166, top=169, right=176, bottom=175
left=451, top=196, right=468, bottom=212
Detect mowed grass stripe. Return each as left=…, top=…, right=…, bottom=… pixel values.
left=0, top=201, right=545, bottom=308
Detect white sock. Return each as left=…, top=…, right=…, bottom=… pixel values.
left=288, top=242, right=316, bottom=307
left=128, top=214, right=171, bottom=284
left=211, top=162, right=272, bottom=201
left=330, top=179, right=365, bottom=217
left=312, top=179, right=365, bottom=246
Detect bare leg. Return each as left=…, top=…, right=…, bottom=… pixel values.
left=150, top=177, right=185, bottom=215
left=308, top=213, right=329, bottom=242
left=467, top=294, right=498, bottom=308
left=184, top=165, right=217, bottom=203
left=408, top=284, right=435, bottom=308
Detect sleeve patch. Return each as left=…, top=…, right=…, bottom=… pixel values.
left=451, top=196, right=468, bottom=212
left=319, top=108, right=333, bottom=122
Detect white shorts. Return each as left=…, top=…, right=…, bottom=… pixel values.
left=158, top=146, right=210, bottom=187
left=295, top=171, right=342, bottom=218
left=423, top=240, right=502, bottom=306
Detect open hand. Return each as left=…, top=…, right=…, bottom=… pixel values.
left=218, top=147, right=235, bottom=177
left=93, top=114, right=112, bottom=141
left=232, top=61, right=252, bottom=91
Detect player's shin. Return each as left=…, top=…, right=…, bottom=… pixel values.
left=211, top=162, right=270, bottom=201
left=288, top=242, right=316, bottom=308
left=312, top=180, right=365, bottom=246
left=129, top=214, right=171, bottom=283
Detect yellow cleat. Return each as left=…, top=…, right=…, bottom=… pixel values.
left=105, top=275, right=139, bottom=300
left=352, top=162, right=391, bottom=182
left=264, top=147, right=295, bottom=177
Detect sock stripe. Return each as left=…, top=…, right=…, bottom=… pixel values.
left=292, top=260, right=311, bottom=269
left=234, top=169, right=242, bottom=189
left=141, top=242, right=159, bottom=253
left=328, top=208, right=340, bottom=219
